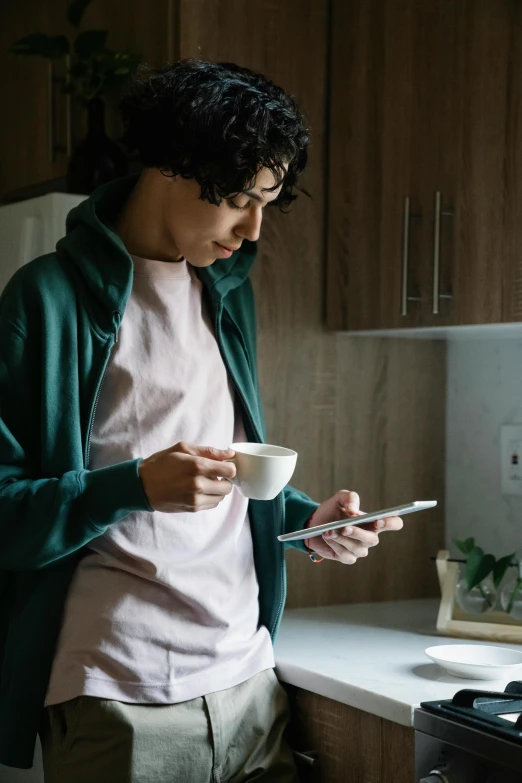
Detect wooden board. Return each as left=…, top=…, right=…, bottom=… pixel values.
left=436, top=550, right=522, bottom=643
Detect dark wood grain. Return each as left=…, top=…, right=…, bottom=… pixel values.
left=287, top=336, right=446, bottom=608
left=381, top=718, right=415, bottom=783
left=285, top=685, right=415, bottom=783
left=327, top=0, right=522, bottom=330
left=0, top=0, right=171, bottom=197
left=327, top=0, right=420, bottom=332
left=0, top=0, right=70, bottom=195
left=452, top=0, right=511, bottom=326
left=501, top=1, right=522, bottom=322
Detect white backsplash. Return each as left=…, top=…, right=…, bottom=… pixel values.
left=446, top=336, right=522, bottom=559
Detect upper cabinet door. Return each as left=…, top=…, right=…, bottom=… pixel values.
left=326, top=0, right=420, bottom=331
left=449, top=0, right=513, bottom=326
left=502, top=2, right=522, bottom=323
left=327, top=0, right=519, bottom=331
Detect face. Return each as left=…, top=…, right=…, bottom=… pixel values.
left=156, top=166, right=285, bottom=266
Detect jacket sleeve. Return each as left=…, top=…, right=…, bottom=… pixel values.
left=282, top=484, right=319, bottom=553
left=0, top=322, right=152, bottom=571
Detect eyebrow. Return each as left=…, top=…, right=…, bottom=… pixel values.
left=243, top=189, right=278, bottom=204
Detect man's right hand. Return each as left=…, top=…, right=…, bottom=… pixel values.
left=137, top=442, right=237, bottom=513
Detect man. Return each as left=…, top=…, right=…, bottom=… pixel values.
left=0, top=59, right=402, bottom=782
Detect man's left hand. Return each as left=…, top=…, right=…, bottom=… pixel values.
left=304, top=490, right=403, bottom=564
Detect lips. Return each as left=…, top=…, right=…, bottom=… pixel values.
left=216, top=243, right=241, bottom=252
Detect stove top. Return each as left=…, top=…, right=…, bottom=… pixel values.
left=420, top=680, right=522, bottom=744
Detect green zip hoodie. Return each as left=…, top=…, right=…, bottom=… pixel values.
left=0, top=176, right=319, bottom=770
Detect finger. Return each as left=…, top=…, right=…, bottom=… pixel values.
left=193, top=456, right=237, bottom=480
left=362, top=515, right=404, bottom=533
left=380, top=515, right=404, bottom=531
left=337, top=491, right=360, bottom=514
left=325, top=532, right=370, bottom=558
left=323, top=537, right=357, bottom=564
left=193, top=476, right=235, bottom=497
left=196, top=445, right=236, bottom=462
left=176, top=442, right=236, bottom=463
left=337, top=526, right=379, bottom=547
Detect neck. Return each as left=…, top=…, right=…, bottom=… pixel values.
left=114, top=170, right=183, bottom=262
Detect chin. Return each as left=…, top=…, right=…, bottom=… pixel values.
left=188, top=257, right=217, bottom=268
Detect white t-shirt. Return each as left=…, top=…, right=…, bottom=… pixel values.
left=45, top=255, right=274, bottom=706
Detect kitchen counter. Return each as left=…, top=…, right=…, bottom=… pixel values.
left=274, top=598, right=522, bottom=727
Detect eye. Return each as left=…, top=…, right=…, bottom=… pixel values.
left=228, top=199, right=249, bottom=212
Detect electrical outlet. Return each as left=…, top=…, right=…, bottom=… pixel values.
left=501, top=424, right=522, bottom=496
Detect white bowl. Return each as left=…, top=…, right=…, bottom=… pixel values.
left=425, top=644, right=522, bottom=680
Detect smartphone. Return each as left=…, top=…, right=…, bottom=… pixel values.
left=277, top=500, right=437, bottom=543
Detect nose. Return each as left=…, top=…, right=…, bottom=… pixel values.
left=235, top=207, right=263, bottom=242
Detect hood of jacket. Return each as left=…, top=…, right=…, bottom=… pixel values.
left=55, top=175, right=258, bottom=327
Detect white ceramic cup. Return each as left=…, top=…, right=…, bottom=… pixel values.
left=226, top=443, right=298, bottom=500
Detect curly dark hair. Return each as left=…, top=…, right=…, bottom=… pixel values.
left=119, top=59, right=310, bottom=210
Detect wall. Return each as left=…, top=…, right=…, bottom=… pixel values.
left=446, top=336, right=522, bottom=559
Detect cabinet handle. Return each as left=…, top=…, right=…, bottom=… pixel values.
left=47, top=61, right=55, bottom=164
left=432, top=190, right=454, bottom=315
left=401, top=196, right=422, bottom=316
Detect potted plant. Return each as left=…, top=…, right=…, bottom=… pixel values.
left=454, top=536, right=517, bottom=615
left=9, top=0, right=141, bottom=194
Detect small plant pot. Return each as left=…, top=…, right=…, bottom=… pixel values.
left=455, top=566, right=496, bottom=614
left=67, top=97, right=128, bottom=195
left=499, top=568, right=522, bottom=621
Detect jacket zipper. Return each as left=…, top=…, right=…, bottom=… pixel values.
left=214, top=303, right=285, bottom=638
left=85, top=313, right=120, bottom=468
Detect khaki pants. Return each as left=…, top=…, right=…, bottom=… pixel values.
left=40, top=668, right=300, bottom=783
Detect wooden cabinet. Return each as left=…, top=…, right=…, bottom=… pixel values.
left=451, top=0, right=517, bottom=326
left=327, top=0, right=522, bottom=331
left=284, top=685, right=414, bottom=783
left=0, top=0, right=172, bottom=198
left=326, top=0, right=417, bottom=332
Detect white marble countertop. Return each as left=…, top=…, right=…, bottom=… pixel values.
left=273, top=598, right=522, bottom=728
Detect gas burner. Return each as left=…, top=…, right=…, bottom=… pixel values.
left=415, top=681, right=522, bottom=781
left=421, top=680, right=522, bottom=742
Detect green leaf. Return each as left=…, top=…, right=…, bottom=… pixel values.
left=466, top=546, right=495, bottom=591
left=493, top=553, right=516, bottom=588
left=96, top=51, right=141, bottom=88
left=454, top=537, right=475, bottom=555
left=74, top=30, right=108, bottom=58
left=68, top=0, right=94, bottom=27
left=9, top=34, right=69, bottom=59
